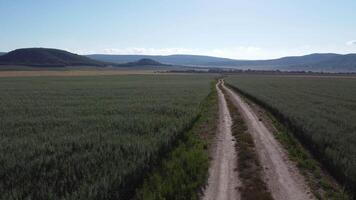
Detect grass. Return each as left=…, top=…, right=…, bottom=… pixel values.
left=221, top=83, right=273, bottom=200
left=268, top=112, right=350, bottom=200
left=0, top=74, right=214, bottom=200
left=135, top=81, right=218, bottom=200
left=226, top=74, right=355, bottom=199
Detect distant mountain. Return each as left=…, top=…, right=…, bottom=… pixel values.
left=0, top=52, right=6, bottom=56
left=125, top=58, right=167, bottom=66
left=284, top=54, right=356, bottom=72
left=268, top=53, right=340, bottom=66
left=87, top=54, right=235, bottom=66
left=320, top=54, right=356, bottom=71
left=87, top=53, right=356, bottom=72
left=1, top=48, right=355, bottom=71
left=87, top=53, right=341, bottom=68
left=213, top=53, right=339, bottom=67
left=0, top=48, right=107, bottom=67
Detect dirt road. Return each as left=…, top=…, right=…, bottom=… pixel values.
left=221, top=81, right=315, bottom=200
left=202, top=82, right=240, bottom=200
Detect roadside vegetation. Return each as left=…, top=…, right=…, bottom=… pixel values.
left=226, top=74, right=355, bottom=199
left=268, top=110, right=350, bottom=199
left=0, top=75, right=214, bottom=200
left=221, top=83, right=273, bottom=200
left=135, top=81, right=218, bottom=200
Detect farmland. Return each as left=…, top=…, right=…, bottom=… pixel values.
left=225, top=74, right=356, bottom=196
left=0, top=74, right=214, bottom=200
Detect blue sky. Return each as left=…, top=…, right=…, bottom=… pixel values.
left=0, top=0, right=356, bottom=59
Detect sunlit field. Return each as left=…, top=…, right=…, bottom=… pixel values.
left=0, top=74, right=214, bottom=199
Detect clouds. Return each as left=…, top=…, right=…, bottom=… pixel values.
left=70, top=44, right=344, bottom=60
left=98, top=47, right=267, bottom=59
left=346, top=40, right=356, bottom=46
left=94, top=46, right=312, bottom=60
left=102, top=48, right=196, bottom=55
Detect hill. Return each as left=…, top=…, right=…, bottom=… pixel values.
left=207, top=53, right=340, bottom=68
left=286, top=54, right=356, bottom=72
left=1, top=48, right=355, bottom=71
left=0, top=48, right=107, bottom=67
left=88, top=53, right=356, bottom=72
left=0, top=52, right=5, bottom=56
left=125, top=58, right=168, bottom=66
left=87, top=54, right=235, bottom=66
left=87, top=53, right=339, bottom=67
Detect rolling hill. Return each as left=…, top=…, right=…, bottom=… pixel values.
left=206, top=53, right=340, bottom=68
left=87, top=53, right=356, bottom=72
left=1, top=48, right=355, bottom=71
left=125, top=58, right=168, bottom=66
left=0, top=48, right=107, bottom=67
left=87, top=53, right=339, bottom=67
left=287, top=54, right=356, bottom=72
left=87, top=54, right=235, bottom=66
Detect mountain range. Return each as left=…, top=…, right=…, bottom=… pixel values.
left=87, top=54, right=236, bottom=66
left=87, top=53, right=356, bottom=72
left=1, top=48, right=356, bottom=72
left=286, top=54, right=356, bottom=72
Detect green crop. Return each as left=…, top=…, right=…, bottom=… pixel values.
left=0, top=74, right=214, bottom=200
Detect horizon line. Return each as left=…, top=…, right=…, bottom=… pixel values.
left=1, top=47, right=355, bottom=61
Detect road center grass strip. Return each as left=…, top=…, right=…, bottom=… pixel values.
left=135, top=81, right=218, bottom=200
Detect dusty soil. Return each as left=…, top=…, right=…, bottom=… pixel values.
left=222, top=81, right=315, bottom=200
left=202, top=81, right=240, bottom=200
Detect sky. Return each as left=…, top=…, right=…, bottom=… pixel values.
left=0, top=0, right=356, bottom=59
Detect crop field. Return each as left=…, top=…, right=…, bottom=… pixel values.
left=0, top=74, right=214, bottom=200
left=226, top=74, right=356, bottom=195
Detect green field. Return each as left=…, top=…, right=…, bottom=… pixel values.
left=0, top=74, right=214, bottom=200
left=226, top=75, right=356, bottom=195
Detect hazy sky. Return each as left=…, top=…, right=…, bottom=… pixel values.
left=1, top=0, right=356, bottom=59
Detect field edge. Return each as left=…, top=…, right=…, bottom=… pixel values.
left=134, top=81, right=219, bottom=200
left=225, top=82, right=352, bottom=200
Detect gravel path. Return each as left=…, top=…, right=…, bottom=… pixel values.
left=222, top=81, right=315, bottom=200
left=202, top=81, right=240, bottom=200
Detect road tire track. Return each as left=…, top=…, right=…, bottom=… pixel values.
left=222, top=81, right=315, bottom=200
left=202, top=81, right=240, bottom=200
